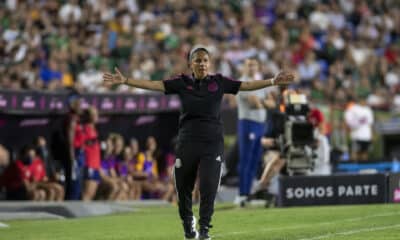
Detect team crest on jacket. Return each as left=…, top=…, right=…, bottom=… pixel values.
left=208, top=81, right=218, bottom=92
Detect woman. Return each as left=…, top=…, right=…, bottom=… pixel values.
left=117, top=146, right=143, bottom=200
left=113, top=134, right=125, bottom=162
left=14, top=145, right=61, bottom=201
left=35, top=137, right=65, bottom=201
left=81, top=107, right=101, bottom=201
left=98, top=135, right=125, bottom=200
left=137, top=136, right=168, bottom=199
left=103, top=45, right=294, bottom=240
left=160, top=138, right=179, bottom=203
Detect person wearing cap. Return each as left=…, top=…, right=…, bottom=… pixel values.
left=103, top=45, right=294, bottom=240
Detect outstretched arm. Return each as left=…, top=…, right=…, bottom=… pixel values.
left=239, top=71, right=294, bottom=91
left=103, top=67, right=165, bottom=92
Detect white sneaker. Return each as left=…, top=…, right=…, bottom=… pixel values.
left=184, top=216, right=199, bottom=240
left=233, top=195, right=248, bottom=207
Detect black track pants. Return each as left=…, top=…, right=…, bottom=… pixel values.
left=174, top=138, right=224, bottom=227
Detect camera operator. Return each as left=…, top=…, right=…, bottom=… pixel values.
left=252, top=93, right=287, bottom=194
left=252, top=91, right=329, bottom=196
left=308, top=103, right=331, bottom=176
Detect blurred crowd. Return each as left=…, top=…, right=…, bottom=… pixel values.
left=0, top=0, right=399, bottom=110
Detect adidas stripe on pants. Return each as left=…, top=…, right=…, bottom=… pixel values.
left=174, top=138, right=223, bottom=228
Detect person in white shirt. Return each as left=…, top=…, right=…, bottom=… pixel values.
left=235, top=58, right=268, bottom=206
left=344, top=97, right=374, bottom=161
left=58, top=0, right=82, bottom=23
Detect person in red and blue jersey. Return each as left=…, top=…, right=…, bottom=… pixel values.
left=81, top=107, right=101, bottom=201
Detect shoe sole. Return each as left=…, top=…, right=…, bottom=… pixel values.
left=184, top=232, right=199, bottom=240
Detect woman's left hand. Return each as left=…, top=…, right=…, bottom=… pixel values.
left=274, top=71, right=295, bottom=86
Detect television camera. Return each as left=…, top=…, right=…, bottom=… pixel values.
left=275, top=93, right=317, bottom=176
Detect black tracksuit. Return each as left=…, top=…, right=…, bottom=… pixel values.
left=163, top=73, right=241, bottom=228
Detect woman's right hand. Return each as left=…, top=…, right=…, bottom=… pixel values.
left=103, top=67, right=127, bottom=87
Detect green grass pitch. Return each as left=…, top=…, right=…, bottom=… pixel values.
left=1, top=203, right=400, bottom=239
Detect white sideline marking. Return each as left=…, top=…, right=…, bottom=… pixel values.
left=0, top=222, right=9, bottom=228
left=298, top=224, right=400, bottom=240
left=213, top=211, right=400, bottom=238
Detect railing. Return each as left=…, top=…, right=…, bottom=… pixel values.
left=0, top=90, right=182, bottom=114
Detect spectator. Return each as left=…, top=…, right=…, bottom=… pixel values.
left=126, top=138, right=152, bottom=198
left=137, top=136, right=168, bottom=199
left=36, top=136, right=60, bottom=182
left=0, top=145, right=10, bottom=198
left=81, top=107, right=102, bottom=201
left=308, top=106, right=331, bottom=175
left=235, top=58, right=267, bottom=206
left=117, top=146, right=142, bottom=200
left=160, top=138, right=178, bottom=203
left=51, top=91, right=85, bottom=200
left=112, top=134, right=125, bottom=162
left=39, top=59, right=63, bottom=90
left=98, top=134, right=128, bottom=201
left=0, top=157, right=42, bottom=200
left=0, top=0, right=398, bottom=118
left=77, top=61, right=104, bottom=92
left=0, top=145, right=10, bottom=175
left=58, top=0, right=82, bottom=23
left=35, top=136, right=65, bottom=201
left=297, top=52, right=320, bottom=88
left=344, top=97, right=374, bottom=161
left=1, top=145, right=47, bottom=201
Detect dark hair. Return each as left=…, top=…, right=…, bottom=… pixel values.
left=81, top=107, right=97, bottom=124
left=66, top=88, right=81, bottom=108
left=347, top=95, right=357, bottom=102
left=19, top=144, right=34, bottom=157
left=188, top=46, right=210, bottom=62
left=81, top=108, right=91, bottom=124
